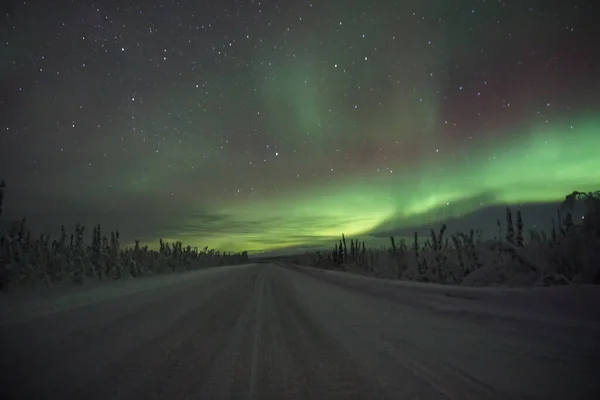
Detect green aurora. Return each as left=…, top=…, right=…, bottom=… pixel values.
left=156, top=117, right=600, bottom=253
left=2, top=0, right=598, bottom=254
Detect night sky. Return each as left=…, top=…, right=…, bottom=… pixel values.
left=1, top=0, right=599, bottom=254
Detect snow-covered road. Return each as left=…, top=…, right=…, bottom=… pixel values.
left=1, top=263, right=599, bottom=399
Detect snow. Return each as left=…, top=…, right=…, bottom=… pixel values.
left=284, top=263, right=600, bottom=327
left=1, top=263, right=599, bottom=399
left=0, top=263, right=257, bottom=325
left=281, top=264, right=600, bottom=399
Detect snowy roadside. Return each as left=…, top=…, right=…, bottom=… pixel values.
left=0, top=263, right=256, bottom=325
left=283, top=263, right=600, bottom=328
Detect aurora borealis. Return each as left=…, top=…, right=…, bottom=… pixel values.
left=1, top=0, right=599, bottom=254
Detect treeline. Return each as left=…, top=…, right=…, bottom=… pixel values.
left=297, top=190, right=600, bottom=286
left=0, top=181, right=249, bottom=291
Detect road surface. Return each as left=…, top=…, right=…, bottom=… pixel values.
left=1, top=263, right=599, bottom=399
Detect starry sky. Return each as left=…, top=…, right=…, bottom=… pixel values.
left=1, top=0, right=599, bottom=254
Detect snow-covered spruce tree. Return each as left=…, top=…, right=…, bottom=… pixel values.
left=72, top=223, right=87, bottom=284
left=413, top=231, right=428, bottom=280
left=101, top=231, right=111, bottom=278
left=425, top=224, right=449, bottom=283
left=90, top=224, right=103, bottom=279
left=158, top=238, right=169, bottom=273
left=131, top=240, right=143, bottom=276
left=453, top=229, right=482, bottom=281
left=109, top=230, right=123, bottom=278
left=53, top=225, right=70, bottom=281
left=0, top=180, right=251, bottom=291
left=389, top=236, right=408, bottom=279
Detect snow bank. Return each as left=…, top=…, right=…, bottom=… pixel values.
left=0, top=263, right=257, bottom=325
left=284, top=263, right=600, bottom=328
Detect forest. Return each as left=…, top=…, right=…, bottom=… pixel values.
left=0, top=181, right=249, bottom=291
left=1, top=179, right=598, bottom=290
left=292, top=190, right=600, bottom=287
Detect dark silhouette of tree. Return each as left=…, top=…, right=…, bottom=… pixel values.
left=561, top=190, right=600, bottom=235
left=515, top=209, right=524, bottom=247
left=505, top=207, right=515, bottom=244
